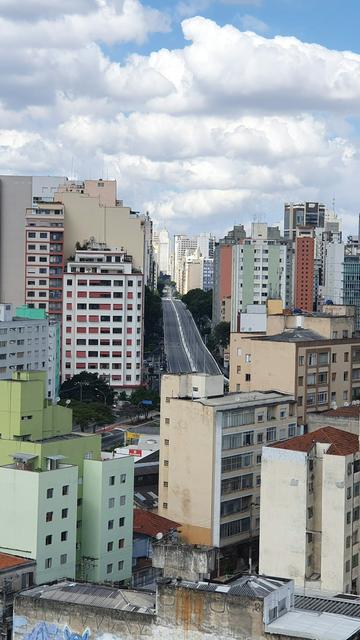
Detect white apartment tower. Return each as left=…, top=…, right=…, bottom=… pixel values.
left=62, top=245, right=143, bottom=390
left=260, top=427, right=360, bottom=594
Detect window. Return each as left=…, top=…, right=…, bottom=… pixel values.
left=306, top=393, right=316, bottom=406
left=164, top=460, right=169, bottom=467
left=119, top=517, right=125, bottom=527
left=45, top=535, right=52, bottom=545
left=353, top=554, right=359, bottom=568
left=61, top=531, right=68, bottom=541
left=62, top=508, right=68, bottom=518
left=109, top=476, right=115, bottom=486
left=62, top=485, right=69, bottom=496
left=222, top=408, right=255, bottom=428
left=45, top=558, right=52, bottom=569
left=344, top=371, right=349, bottom=381
left=107, top=563, right=113, bottom=574
left=257, top=414, right=263, bottom=422
left=120, top=473, right=126, bottom=483
left=256, top=454, right=262, bottom=464
left=60, top=554, right=67, bottom=565
left=108, top=520, right=114, bottom=530
left=298, top=396, right=303, bottom=406
left=354, top=507, right=360, bottom=522
left=298, top=355, right=304, bottom=366
left=245, top=373, right=251, bottom=382
left=164, top=438, right=169, bottom=445
left=47, top=488, right=54, bottom=499
left=332, top=353, right=337, bottom=363
left=307, top=373, right=316, bottom=386
left=163, top=481, right=168, bottom=488
left=318, top=372, right=328, bottom=384
left=220, top=517, right=250, bottom=539
left=118, top=560, right=124, bottom=571
left=120, top=495, right=126, bottom=506
left=163, top=502, right=168, bottom=509
left=108, top=497, right=115, bottom=508
left=165, top=417, right=170, bottom=424
left=347, top=511, right=352, bottom=524
left=118, top=538, right=125, bottom=548
left=344, top=390, right=349, bottom=401
left=308, top=352, right=317, bottom=367
left=308, top=507, right=313, bottom=519
left=343, top=330, right=349, bottom=339
left=222, top=431, right=254, bottom=449
left=317, top=391, right=328, bottom=405
left=266, top=427, right=276, bottom=442
left=345, top=352, right=349, bottom=362
left=245, top=354, right=251, bottom=363
left=107, top=541, right=113, bottom=552
left=319, top=352, right=329, bottom=365
left=257, top=433, right=263, bottom=444
left=332, top=331, right=338, bottom=339
left=46, top=512, right=53, bottom=522
left=288, top=423, right=297, bottom=438
left=221, top=452, right=253, bottom=473
left=346, top=535, right=351, bottom=549
left=347, top=487, right=352, bottom=500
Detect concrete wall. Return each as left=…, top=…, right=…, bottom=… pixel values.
left=13, top=584, right=275, bottom=640
left=320, top=454, right=347, bottom=591
left=307, top=412, right=360, bottom=435
left=259, top=447, right=308, bottom=584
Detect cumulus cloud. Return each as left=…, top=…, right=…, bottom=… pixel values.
left=0, top=10, right=360, bottom=236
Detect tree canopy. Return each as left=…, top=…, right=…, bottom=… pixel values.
left=144, top=285, right=163, bottom=353
left=60, top=400, right=115, bottom=432
left=60, top=371, right=115, bottom=405
left=213, top=321, right=230, bottom=348
left=182, top=288, right=212, bottom=334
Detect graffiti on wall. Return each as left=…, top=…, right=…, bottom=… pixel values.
left=14, top=620, right=90, bottom=640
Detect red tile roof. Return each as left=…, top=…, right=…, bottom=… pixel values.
left=322, top=406, right=360, bottom=418
left=272, top=426, right=359, bottom=456
left=133, top=509, right=181, bottom=538
left=0, top=553, right=34, bottom=571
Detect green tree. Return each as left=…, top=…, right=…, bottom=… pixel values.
left=60, top=400, right=115, bottom=432
left=213, top=321, right=230, bottom=349
left=182, top=288, right=212, bottom=334
left=144, top=285, right=163, bottom=352
left=60, top=372, right=115, bottom=405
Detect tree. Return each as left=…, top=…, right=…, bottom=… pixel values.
left=60, top=400, right=115, bottom=432
left=182, top=288, right=212, bottom=334
left=144, top=285, right=163, bottom=353
left=213, top=321, right=230, bottom=349
left=60, top=372, right=115, bottom=405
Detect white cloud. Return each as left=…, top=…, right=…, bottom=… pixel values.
left=0, top=11, right=360, bottom=237
left=240, top=13, right=268, bottom=32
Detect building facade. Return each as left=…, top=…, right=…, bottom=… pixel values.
left=260, top=427, right=360, bottom=594
left=0, top=371, right=134, bottom=585
left=62, top=245, right=143, bottom=390
left=294, top=227, right=315, bottom=312
left=158, top=373, right=296, bottom=570
left=284, top=201, right=326, bottom=240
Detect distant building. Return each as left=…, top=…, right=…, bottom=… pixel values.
left=0, top=303, right=60, bottom=400
left=284, top=201, right=326, bottom=240
left=212, top=225, right=246, bottom=326
left=62, top=244, right=143, bottom=391
left=294, top=227, right=315, bottom=312
left=0, top=371, right=134, bottom=586
left=260, top=426, right=360, bottom=594
left=229, top=303, right=360, bottom=426
left=0, top=553, right=36, bottom=640
left=153, top=229, right=171, bottom=276
left=158, top=373, right=296, bottom=572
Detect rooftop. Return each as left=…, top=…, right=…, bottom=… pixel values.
left=195, top=390, right=294, bottom=409
left=19, top=581, right=155, bottom=615
left=165, top=574, right=289, bottom=598
left=133, top=509, right=180, bottom=538
left=321, top=405, right=360, bottom=419
left=257, top=328, right=326, bottom=343
left=0, top=553, right=34, bottom=572
left=272, top=426, right=359, bottom=456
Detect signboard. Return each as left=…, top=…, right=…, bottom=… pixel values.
left=129, top=448, right=142, bottom=457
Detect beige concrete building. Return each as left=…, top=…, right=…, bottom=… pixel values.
left=158, top=373, right=296, bottom=570
left=260, top=426, right=360, bottom=594
left=230, top=304, right=360, bottom=426
left=308, top=405, right=360, bottom=435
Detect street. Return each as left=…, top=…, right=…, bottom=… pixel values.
left=162, top=295, right=221, bottom=375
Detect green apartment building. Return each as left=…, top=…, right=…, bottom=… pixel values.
left=0, top=371, right=134, bottom=585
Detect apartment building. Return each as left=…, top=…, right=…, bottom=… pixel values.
left=158, top=373, right=296, bottom=570
left=212, top=225, right=246, bottom=326
left=181, top=252, right=214, bottom=295
left=294, top=227, right=315, bottom=312
left=0, top=371, right=134, bottom=585
left=260, top=426, right=360, bottom=594
left=284, top=201, right=326, bottom=240
left=231, top=224, right=292, bottom=331
left=0, top=175, right=66, bottom=306
left=25, top=201, right=65, bottom=324
left=230, top=304, right=359, bottom=426
left=62, top=244, right=143, bottom=390
left=0, top=303, right=59, bottom=400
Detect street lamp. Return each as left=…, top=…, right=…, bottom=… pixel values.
left=94, top=387, right=108, bottom=405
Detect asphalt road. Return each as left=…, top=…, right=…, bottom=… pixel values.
left=162, top=296, right=221, bottom=376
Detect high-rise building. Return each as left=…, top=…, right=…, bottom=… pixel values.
left=0, top=176, right=66, bottom=306
left=231, top=224, right=292, bottom=331
left=62, top=244, right=143, bottom=390
left=260, top=426, right=360, bottom=594
left=153, top=229, right=171, bottom=276
left=294, top=227, right=315, bottom=312
left=180, top=252, right=214, bottom=295
left=229, top=304, right=359, bottom=427
left=173, top=235, right=198, bottom=289
left=0, top=303, right=60, bottom=400
left=158, top=372, right=296, bottom=570
left=25, top=202, right=65, bottom=323
left=0, top=371, right=134, bottom=585
left=284, top=201, right=326, bottom=240
left=212, top=225, right=246, bottom=326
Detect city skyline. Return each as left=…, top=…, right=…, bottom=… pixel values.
left=1, top=1, right=360, bottom=238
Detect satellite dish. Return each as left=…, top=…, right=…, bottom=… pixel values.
left=55, top=397, right=60, bottom=403
left=155, top=532, right=163, bottom=541
left=65, top=399, right=71, bottom=405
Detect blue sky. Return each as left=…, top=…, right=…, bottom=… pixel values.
left=1, top=0, right=360, bottom=237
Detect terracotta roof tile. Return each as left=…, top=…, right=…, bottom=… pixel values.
left=272, top=426, right=359, bottom=456
left=322, top=406, right=360, bottom=418
left=133, top=509, right=180, bottom=538
left=0, top=553, right=34, bottom=571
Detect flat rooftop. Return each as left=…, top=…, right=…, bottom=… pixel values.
left=195, top=390, right=295, bottom=408
left=257, top=328, right=326, bottom=343
left=320, top=405, right=360, bottom=419
left=267, top=609, right=360, bottom=639
left=168, top=575, right=290, bottom=598
left=19, top=581, right=155, bottom=615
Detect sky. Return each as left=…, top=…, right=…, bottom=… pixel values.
left=1, top=0, right=360, bottom=239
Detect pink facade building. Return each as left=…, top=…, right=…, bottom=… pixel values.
left=62, top=244, right=143, bottom=390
